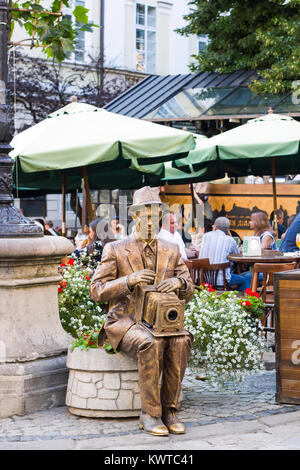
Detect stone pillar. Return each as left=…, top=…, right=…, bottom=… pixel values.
left=0, top=236, right=74, bottom=418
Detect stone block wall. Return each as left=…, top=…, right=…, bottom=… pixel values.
left=66, top=348, right=141, bottom=417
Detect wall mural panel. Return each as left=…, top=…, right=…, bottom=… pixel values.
left=163, top=184, right=300, bottom=238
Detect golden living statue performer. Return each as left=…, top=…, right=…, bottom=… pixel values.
left=90, top=187, right=194, bottom=436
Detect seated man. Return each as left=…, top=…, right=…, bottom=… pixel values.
left=279, top=212, right=300, bottom=252
left=90, top=187, right=194, bottom=437
left=198, top=216, right=251, bottom=291
left=158, top=212, right=198, bottom=259
left=270, top=209, right=286, bottom=240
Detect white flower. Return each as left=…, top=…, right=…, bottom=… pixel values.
left=184, top=287, right=266, bottom=387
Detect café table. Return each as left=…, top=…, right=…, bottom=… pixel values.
left=227, top=252, right=300, bottom=274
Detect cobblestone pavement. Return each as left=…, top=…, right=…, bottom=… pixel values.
left=1, top=361, right=300, bottom=450
left=0, top=362, right=300, bottom=449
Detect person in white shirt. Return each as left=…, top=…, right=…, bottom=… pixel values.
left=45, top=220, right=58, bottom=236
left=158, top=213, right=197, bottom=260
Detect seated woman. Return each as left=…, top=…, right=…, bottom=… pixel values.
left=250, top=212, right=276, bottom=250
left=239, top=212, right=276, bottom=288
left=73, top=218, right=116, bottom=267
left=110, top=217, right=126, bottom=240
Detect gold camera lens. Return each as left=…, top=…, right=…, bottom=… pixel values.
left=167, top=309, right=178, bottom=321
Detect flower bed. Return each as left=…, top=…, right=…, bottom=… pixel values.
left=184, top=284, right=266, bottom=387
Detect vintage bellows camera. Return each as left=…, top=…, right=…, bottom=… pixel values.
left=134, top=285, right=186, bottom=337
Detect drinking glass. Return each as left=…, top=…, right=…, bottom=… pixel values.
left=296, top=233, right=300, bottom=250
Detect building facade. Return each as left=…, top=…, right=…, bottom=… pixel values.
left=11, top=0, right=201, bottom=229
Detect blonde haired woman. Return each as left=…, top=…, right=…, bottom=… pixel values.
left=250, top=212, right=276, bottom=250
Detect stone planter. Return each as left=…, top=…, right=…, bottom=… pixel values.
left=66, top=347, right=141, bottom=417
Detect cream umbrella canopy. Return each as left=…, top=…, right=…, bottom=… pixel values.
left=10, top=101, right=195, bottom=175
left=173, top=111, right=300, bottom=234
left=11, top=100, right=195, bottom=234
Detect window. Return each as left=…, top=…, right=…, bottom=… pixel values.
left=198, top=34, right=209, bottom=53
left=136, top=3, right=156, bottom=74
left=64, top=0, right=86, bottom=63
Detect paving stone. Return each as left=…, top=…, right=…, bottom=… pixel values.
left=1, top=368, right=300, bottom=450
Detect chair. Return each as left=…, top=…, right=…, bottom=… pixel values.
left=250, top=262, right=297, bottom=338
left=201, top=262, right=231, bottom=290
left=184, top=258, right=210, bottom=285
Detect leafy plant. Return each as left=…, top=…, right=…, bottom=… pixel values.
left=70, top=329, right=101, bottom=351
left=8, top=1, right=98, bottom=62
left=58, top=253, right=104, bottom=339
left=177, top=0, right=300, bottom=95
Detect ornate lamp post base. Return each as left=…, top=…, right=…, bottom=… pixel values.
left=0, top=133, right=43, bottom=238
left=0, top=202, right=44, bottom=237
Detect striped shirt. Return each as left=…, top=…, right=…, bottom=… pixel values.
left=198, top=230, right=239, bottom=285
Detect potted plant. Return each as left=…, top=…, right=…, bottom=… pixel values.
left=184, top=284, right=266, bottom=388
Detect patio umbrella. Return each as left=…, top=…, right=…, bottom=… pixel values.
left=172, top=111, right=300, bottom=234
left=10, top=101, right=195, bottom=176
left=11, top=100, right=195, bottom=233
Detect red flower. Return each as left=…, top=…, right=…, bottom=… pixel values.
left=86, top=276, right=91, bottom=280
left=241, top=300, right=252, bottom=307
left=245, top=288, right=260, bottom=298
left=67, top=258, right=75, bottom=266
left=250, top=292, right=260, bottom=298
left=58, top=287, right=62, bottom=293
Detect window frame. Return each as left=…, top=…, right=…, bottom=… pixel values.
left=135, top=2, right=157, bottom=74
left=197, top=34, right=209, bottom=53
left=63, top=0, right=86, bottom=64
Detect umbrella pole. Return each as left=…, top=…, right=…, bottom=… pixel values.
left=82, top=181, right=87, bottom=230
left=75, top=189, right=78, bottom=232
left=42, top=194, right=46, bottom=219
left=190, top=184, right=197, bottom=229
left=271, top=157, right=278, bottom=239
left=62, top=175, right=67, bottom=237
left=82, top=166, right=94, bottom=223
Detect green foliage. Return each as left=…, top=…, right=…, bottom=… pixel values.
left=9, top=0, right=98, bottom=62
left=177, top=0, right=300, bottom=94
left=70, top=328, right=117, bottom=353
left=219, top=289, right=264, bottom=319
left=70, top=329, right=101, bottom=351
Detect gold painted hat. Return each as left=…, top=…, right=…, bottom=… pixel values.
left=129, top=186, right=163, bottom=212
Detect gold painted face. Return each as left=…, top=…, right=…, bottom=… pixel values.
left=132, top=204, right=162, bottom=242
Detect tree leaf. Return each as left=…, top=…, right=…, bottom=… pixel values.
left=73, top=5, right=89, bottom=24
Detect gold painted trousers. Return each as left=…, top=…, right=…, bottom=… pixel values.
left=119, top=323, right=192, bottom=417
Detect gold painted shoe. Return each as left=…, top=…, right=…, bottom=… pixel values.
left=162, top=408, right=186, bottom=434
left=139, top=412, right=169, bottom=436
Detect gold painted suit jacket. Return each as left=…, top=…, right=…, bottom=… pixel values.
left=90, top=237, right=194, bottom=350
